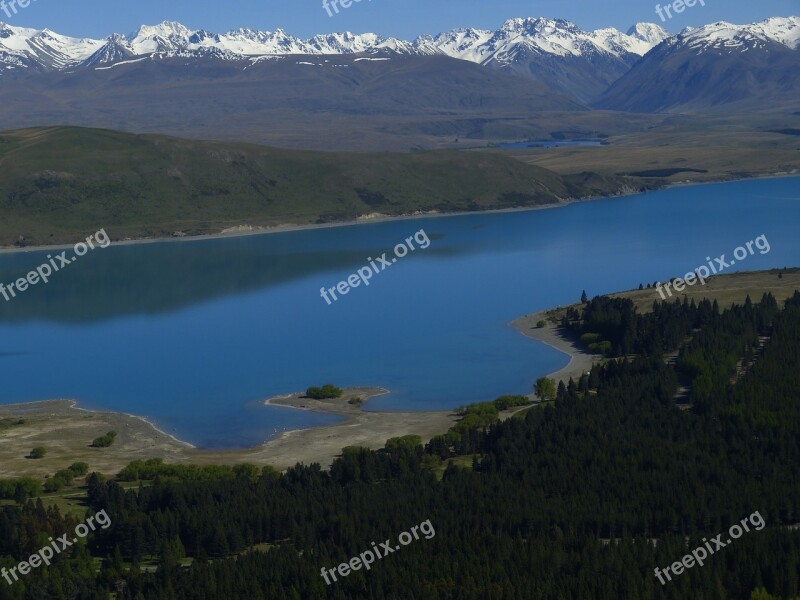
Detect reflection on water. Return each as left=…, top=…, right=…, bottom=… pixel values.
left=0, top=178, right=797, bottom=448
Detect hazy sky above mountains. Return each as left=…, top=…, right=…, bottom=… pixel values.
left=4, top=0, right=797, bottom=39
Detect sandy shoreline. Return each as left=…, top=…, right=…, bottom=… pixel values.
left=1, top=268, right=795, bottom=478
left=0, top=399, right=196, bottom=478
left=0, top=389, right=460, bottom=477
left=510, top=310, right=600, bottom=385
left=0, top=312, right=592, bottom=479
left=67, top=400, right=197, bottom=449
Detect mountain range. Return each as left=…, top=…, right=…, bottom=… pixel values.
left=0, top=16, right=796, bottom=103
left=0, top=18, right=660, bottom=102
left=0, top=18, right=676, bottom=103
left=0, top=18, right=670, bottom=70
left=0, top=16, right=796, bottom=150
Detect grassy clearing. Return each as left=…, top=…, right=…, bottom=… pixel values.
left=612, top=268, right=800, bottom=314
left=432, top=455, right=478, bottom=480
left=41, top=487, right=90, bottom=519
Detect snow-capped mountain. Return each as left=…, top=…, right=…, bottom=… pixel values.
left=0, top=16, right=795, bottom=74
left=0, top=15, right=795, bottom=111
left=82, top=34, right=136, bottom=67
left=673, top=16, right=800, bottom=52
left=429, top=17, right=669, bottom=64
left=627, top=23, right=671, bottom=48
left=0, top=22, right=103, bottom=72
left=0, top=17, right=670, bottom=75
left=595, top=16, right=800, bottom=112
left=434, top=18, right=670, bottom=101
left=128, top=21, right=194, bottom=54
left=0, top=17, right=672, bottom=103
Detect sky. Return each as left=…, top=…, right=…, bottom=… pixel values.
left=2, top=0, right=798, bottom=39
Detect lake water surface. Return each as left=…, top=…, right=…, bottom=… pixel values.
left=0, top=177, right=797, bottom=447
left=497, top=140, right=605, bottom=148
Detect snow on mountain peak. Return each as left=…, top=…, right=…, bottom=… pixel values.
left=626, top=23, right=671, bottom=46
left=751, top=16, right=800, bottom=49
left=130, top=21, right=192, bottom=42
left=0, top=16, right=794, bottom=75
left=430, top=27, right=494, bottom=63
left=500, top=17, right=577, bottom=35
left=0, top=22, right=103, bottom=68
left=443, top=17, right=668, bottom=62
left=676, top=17, right=800, bottom=52
left=0, top=18, right=669, bottom=68
left=128, top=20, right=194, bottom=54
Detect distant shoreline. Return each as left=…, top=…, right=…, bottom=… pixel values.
left=3, top=172, right=796, bottom=255
left=0, top=199, right=579, bottom=255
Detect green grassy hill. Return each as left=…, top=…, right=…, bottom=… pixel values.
left=0, top=127, right=655, bottom=247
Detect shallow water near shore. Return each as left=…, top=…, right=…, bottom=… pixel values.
left=0, top=177, right=798, bottom=448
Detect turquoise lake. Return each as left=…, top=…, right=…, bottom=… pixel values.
left=0, top=177, right=797, bottom=448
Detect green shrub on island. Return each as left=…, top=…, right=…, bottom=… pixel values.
left=347, top=397, right=363, bottom=406
left=28, top=447, right=47, bottom=459
left=536, top=320, right=547, bottom=328
left=306, top=384, right=343, bottom=399
left=91, top=431, right=118, bottom=448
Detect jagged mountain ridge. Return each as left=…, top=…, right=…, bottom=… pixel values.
left=1, top=16, right=795, bottom=73
left=0, top=17, right=670, bottom=74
